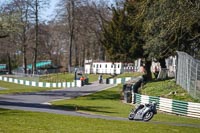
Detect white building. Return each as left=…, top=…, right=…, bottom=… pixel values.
left=85, top=62, right=123, bottom=75
left=84, top=59, right=141, bottom=74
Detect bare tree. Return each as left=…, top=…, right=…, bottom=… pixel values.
left=9, top=0, right=34, bottom=74
left=52, top=0, right=111, bottom=70
left=29, top=0, right=49, bottom=74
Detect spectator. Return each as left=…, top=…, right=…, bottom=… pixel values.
left=98, top=74, right=103, bottom=84
left=140, top=65, right=146, bottom=74
left=80, top=76, right=85, bottom=85
left=153, top=66, right=159, bottom=79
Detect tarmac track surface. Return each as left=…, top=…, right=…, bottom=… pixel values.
left=0, top=81, right=200, bottom=129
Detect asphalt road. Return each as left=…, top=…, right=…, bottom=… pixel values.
left=0, top=81, right=126, bottom=121
left=0, top=81, right=115, bottom=104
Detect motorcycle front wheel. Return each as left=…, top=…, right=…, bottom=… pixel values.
left=128, top=112, right=135, bottom=120
left=143, top=111, right=154, bottom=121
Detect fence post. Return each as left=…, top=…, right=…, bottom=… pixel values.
left=177, top=52, right=181, bottom=85
left=186, top=59, right=189, bottom=91
left=195, top=63, right=198, bottom=98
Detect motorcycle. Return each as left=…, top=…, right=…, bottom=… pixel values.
left=128, top=102, right=157, bottom=121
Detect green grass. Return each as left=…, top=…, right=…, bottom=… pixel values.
left=1, top=75, right=40, bottom=82
left=52, top=85, right=200, bottom=125
left=114, top=72, right=143, bottom=78
left=39, top=73, right=75, bottom=82
left=52, top=85, right=132, bottom=117
left=0, top=108, right=200, bottom=133
left=140, top=79, right=200, bottom=102
left=0, top=81, right=55, bottom=94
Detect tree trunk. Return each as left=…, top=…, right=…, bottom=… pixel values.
left=33, top=0, right=39, bottom=74
left=7, top=52, right=12, bottom=74
left=67, top=0, right=75, bottom=73
left=144, top=60, right=152, bottom=81
left=99, top=44, right=105, bottom=61
left=159, top=58, right=166, bottom=68
left=75, top=42, right=78, bottom=66
left=68, top=29, right=73, bottom=72
left=80, top=42, right=85, bottom=67
left=22, top=4, right=29, bottom=74
left=23, top=45, right=27, bottom=74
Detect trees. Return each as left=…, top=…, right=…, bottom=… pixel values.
left=1, top=0, right=49, bottom=74
left=10, top=0, right=33, bottom=74
left=1, top=0, right=112, bottom=74
left=1, top=0, right=111, bottom=74
left=32, top=0, right=49, bottom=74
left=142, top=0, right=200, bottom=66
left=0, top=1, right=22, bottom=74
left=56, top=0, right=111, bottom=71
left=101, top=0, right=200, bottom=80
left=102, top=1, right=143, bottom=63
left=1, top=0, right=199, bottom=78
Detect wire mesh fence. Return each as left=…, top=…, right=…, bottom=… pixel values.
left=176, top=51, right=200, bottom=100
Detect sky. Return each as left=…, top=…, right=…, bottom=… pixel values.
left=0, top=0, right=115, bottom=21
left=42, top=0, right=58, bottom=21
left=0, top=0, right=58, bottom=21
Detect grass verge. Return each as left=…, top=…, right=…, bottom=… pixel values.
left=114, top=72, right=143, bottom=78
left=140, top=79, right=200, bottom=102
left=39, top=73, right=75, bottom=82
left=0, top=81, right=55, bottom=94
left=0, top=108, right=200, bottom=133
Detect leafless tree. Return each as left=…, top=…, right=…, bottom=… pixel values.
left=55, top=0, right=111, bottom=70
left=28, top=0, right=42, bottom=74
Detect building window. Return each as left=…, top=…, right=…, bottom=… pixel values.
left=105, top=64, right=107, bottom=68
left=93, top=65, right=95, bottom=68
left=97, top=64, right=98, bottom=68
left=118, top=64, right=120, bottom=68
left=100, top=64, right=101, bottom=68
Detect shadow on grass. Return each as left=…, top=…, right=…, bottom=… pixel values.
left=0, top=100, right=116, bottom=114
left=53, top=104, right=116, bottom=114
left=51, top=90, right=121, bottom=114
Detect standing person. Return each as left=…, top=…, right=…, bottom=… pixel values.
left=153, top=65, right=159, bottom=79
left=140, top=64, right=147, bottom=83
left=80, top=75, right=85, bottom=85
left=98, top=74, right=103, bottom=84
left=140, top=65, right=146, bottom=74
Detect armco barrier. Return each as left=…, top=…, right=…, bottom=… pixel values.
left=0, top=76, right=79, bottom=88
left=132, top=92, right=200, bottom=119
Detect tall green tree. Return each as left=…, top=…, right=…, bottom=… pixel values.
left=0, top=1, right=22, bottom=74
left=102, top=0, right=143, bottom=63
left=142, top=0, right=200, bottom=66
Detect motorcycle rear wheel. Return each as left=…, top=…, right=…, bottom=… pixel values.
left=143, top=111, right=154, bottom=121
